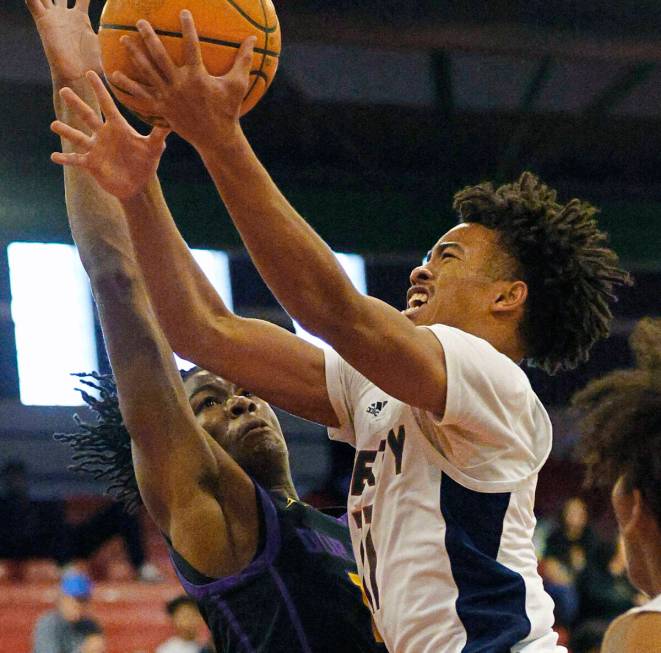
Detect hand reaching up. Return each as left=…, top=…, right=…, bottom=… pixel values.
left=26, top=0, right=102, bottom=84
left=51, top=71, right=169, bottom=200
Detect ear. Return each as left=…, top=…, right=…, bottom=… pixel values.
left=491, top=280, right=528, bottom=315
left=620, top=488, right=645, bottom=538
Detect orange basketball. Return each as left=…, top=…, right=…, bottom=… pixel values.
left=98, top=0, right=281, bottom=125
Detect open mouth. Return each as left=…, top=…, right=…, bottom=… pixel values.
left=405, top=287, right=430, bottom=312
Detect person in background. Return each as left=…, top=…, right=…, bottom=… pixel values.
left=77, top=627, right=107, bottom=653
left=575, top=537, right=642, bottom=626
left=0, top=458, right=161, bottom=582
left=157, top=596, right=205, bottom=653
left=541, top=496, right=600, bottom=627
left=573, top=317, right=661, bottom=653
left=32, top=570, right=101, bottom=653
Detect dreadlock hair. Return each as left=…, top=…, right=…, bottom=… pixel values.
left=452, top=171, right=632, bottom=374
left=572, top=318, right=661, bottom=527
left=54, top=367, right=204, bottom=514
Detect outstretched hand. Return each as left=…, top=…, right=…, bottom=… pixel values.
left=111, top=10, right=256, bottom=149
left=26, top=0, right=102, bottom=84
left=51, top=71, right=169, bottom=200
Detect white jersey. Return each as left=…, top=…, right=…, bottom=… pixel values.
left=602, top=593, right=661, bottom=652
left=324, top=324, right=565, bottom=653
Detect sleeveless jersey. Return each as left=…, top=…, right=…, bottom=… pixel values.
left=325, top=324, right=566, bottom=653
left=169, top=483, right=383, bottom=653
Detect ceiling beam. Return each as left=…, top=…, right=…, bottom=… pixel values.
left=280, top=11, right=661, bottom=64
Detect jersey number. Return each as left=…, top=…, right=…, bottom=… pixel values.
left=353, top=504, right=380, bottom=611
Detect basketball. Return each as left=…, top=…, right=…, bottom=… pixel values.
left=98, top=0, right=281, bottom=125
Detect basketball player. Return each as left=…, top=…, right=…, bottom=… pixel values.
left=48, top=10, right=631, bottom=652
left=58, top=369, right=383, bottom=653
left=28, top=2, right=383, bottom=651
left=573, top=318, right=661, bottom=653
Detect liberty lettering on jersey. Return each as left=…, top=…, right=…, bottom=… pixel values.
left=350, top=425, right=406, bottom=612
left=351, top=425, right=405, bottom=496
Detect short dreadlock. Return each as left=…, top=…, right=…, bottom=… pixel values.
left=452, top=171, right=632, bottom=374
left=55, top=367, right=203, bottom=514
left=572, top=318, right=661, bottom=526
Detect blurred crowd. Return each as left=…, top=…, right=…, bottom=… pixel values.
left=536, top=497, right=645, bottom=653
left=0, top=447, right=654, bottom=653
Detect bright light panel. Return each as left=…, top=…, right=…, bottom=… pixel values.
left=7, top=242, right=98, bottom=406
left=293, top=252, right=367, bottom=350
left=175, top=249, right=233, bottom=371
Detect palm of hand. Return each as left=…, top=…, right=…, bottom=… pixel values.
left=86, top=122, right=162, bottom=200
left=36, top=6, right=101, bottom=82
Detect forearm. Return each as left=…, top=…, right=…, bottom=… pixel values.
left=120, top=176, right=231, bottom=357
left=196, top=127, right=360, bottom=337
left=53, top=78, right=133, bottom=278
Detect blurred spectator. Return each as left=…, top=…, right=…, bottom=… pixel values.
left=569, top=620, right=608, bottom=653
left=541, top=496, right=599, bottom=626
left=576, top=538, right=641, bottom=624
left=156, top=596, right=205, bottom=653
left=545, top=497, right=599, bottom=577
left=77, top=628, right=107, bottom=653
left=32, top=570, right=101, bottom=653
left=0, top=459, right=161, bottom=581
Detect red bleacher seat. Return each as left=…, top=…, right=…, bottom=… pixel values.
left=0, top=580, right=183, bottom=653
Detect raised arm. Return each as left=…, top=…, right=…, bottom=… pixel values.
left=119, top=178, right=337, bottom=424
left=29, top=2, right=336, bottom=426
left=119, top=14, right=448, bottom=415
left=29, top=0, right=260, bottom=577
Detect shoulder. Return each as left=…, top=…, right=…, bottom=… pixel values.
left=603, top=608, right=661, bottom=653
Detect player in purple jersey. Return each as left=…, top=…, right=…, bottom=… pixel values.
left=59, top=367, right=382, bottom=653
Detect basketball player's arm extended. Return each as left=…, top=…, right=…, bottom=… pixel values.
left=30, top=0, right=259, bottom=577
left=51, top=85, right=261, bottom=580
left=120, top=179, right=338, bottom=425
left=126, top=15, right=448, bottom=416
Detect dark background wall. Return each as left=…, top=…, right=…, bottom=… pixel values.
left=0, top=1, right=658, bottom=502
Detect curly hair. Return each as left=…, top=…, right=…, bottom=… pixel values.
left=572, top=318, right=661, bottom=526
left=452, top=171, right=632, bottom=374
left=54, top=367, right=203, bottom=514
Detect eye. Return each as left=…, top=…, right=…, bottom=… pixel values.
left=240, top=390, right=253, bottom=398
left=422, top=251, right=432, bottom=265
left=441, top=252, right=456, bottom=260
left=196, top=396, right=219, bottom=413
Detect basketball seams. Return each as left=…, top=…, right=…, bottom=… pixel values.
left=223, top=0, right=277, bottom=33
left=243, top=0, right=269, bottom=104
left=99, top=24, right=280, bottom=58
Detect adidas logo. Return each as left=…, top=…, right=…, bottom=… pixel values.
left=367, top=400, right=388, bottom=417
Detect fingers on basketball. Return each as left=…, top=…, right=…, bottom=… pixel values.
left=111, top=71, right=154, bottom=103
left=179, top=10, right=203, bottom=67
left=136, top=20, right=176, bottom=82
left=121, top=35, right=164, bottom=89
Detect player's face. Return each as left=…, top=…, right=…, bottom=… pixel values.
left=184, top=370, right=289, bottom=477
left=404, top=223, right=508, bottom=328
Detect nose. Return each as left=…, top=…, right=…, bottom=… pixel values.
left=409, top=264, right=433, bottom=286
left=227, top=396, right=258, bottom=418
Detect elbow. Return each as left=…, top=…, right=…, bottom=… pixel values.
left=170, top=312, right=236, bottom=363
left=297, top=285, right=362, bottom=340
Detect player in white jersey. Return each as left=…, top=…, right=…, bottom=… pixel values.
left=573, top=318, right=661, bottom=653
left=51, top=17, right=631, bottom=651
